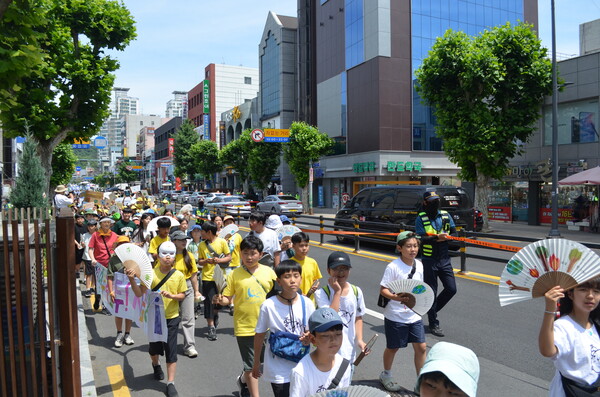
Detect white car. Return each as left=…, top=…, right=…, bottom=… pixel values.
left=256, top=195, right=303, bottom=215
left=205, top=195, right=252, bottom=218
left=203, top=192, right=226, bottom=204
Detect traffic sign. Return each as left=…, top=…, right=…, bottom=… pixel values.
left=94, top=136, right=107, bottom=149
left=264, top=129, right=290, bottom=143
left=75, top=166, right=82, bottom=172
left=251, top=129, right=264, bottom=142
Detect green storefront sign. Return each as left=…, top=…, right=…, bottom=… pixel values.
left=353, top=162, right=376, bottom=173
left=203, top=80, right=210, bottom=113
left=387, top=161, right=422, bottom=172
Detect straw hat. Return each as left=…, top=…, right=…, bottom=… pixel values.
left=54, top=185, right=67, bottom=193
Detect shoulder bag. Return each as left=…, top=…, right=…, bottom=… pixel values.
left=268, top=295, right=310, bottom=363
left=327, top=358, right=350, bottom=389
left=206, top=240, right=230, bottom=269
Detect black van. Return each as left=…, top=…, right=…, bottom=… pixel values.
left=333, top=185, right=474, bottom=244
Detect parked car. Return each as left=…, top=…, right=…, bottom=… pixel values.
left=474, top=209, right=483, bottom=232
left=333, top=185, right=474, bottom=244
left=170, top=190, right=182, bottom=202
left=256, top=195, right=303, bottom=215
left=203, top=192, right=226, bottom=204
left=205, top=195, right=252, bottom=218
left=178, top=191, right=191, bottom=204
left=188, top=192, right=203, bottom=206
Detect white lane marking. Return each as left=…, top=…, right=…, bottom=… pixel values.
left=365, top=308, right=384, bottom=321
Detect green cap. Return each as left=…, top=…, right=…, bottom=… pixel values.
left=396, top=231, right=419, bottom=244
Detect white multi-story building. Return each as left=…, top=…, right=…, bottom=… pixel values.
left=123, top=114, right=164, bottom=159
left=165, top=91, right=188, bottom=119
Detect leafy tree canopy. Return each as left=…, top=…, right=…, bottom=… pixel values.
left=248, top=140, right=281, bottom=191
left=115, top=160, right=138, bottom=183
left=50, top=142, right=77, bottom=187
left=0, top=0, right=136, bottom=194
left=284, top=122, right=334, bottom=188
left=173, top=119, right=199, bottom=181
left=189, top=140, right=222, bottom=181
left=220, top=130, right=253, bottom=187
left=415, top=22, right=552, bottom=229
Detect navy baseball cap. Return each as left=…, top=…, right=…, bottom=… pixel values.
left=309, top=307, right=344, bottom=333
left=423, top=191, right=440, bottom=201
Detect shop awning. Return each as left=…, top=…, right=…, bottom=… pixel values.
left=559, top=166, right=600, bottom=185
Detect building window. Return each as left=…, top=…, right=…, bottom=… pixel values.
left=411, top=0, right=524, bottom=151
left=345, top=0, right=364, bottom=70
left=543, top=99, right=599, bottom=145
left=244, top=77, right=252, bottom=85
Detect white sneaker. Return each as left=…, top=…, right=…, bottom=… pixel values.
left=184, top=347, right=198, bottom=358
left=123, top=334, right=134, bottom=345
left=114, top=333, right=124, bottom=348
left=379, top=372, right=402, bottom=392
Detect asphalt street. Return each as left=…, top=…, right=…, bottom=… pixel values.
left=80, top=218, right=590, bottom=396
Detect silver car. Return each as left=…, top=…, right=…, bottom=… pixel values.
left=205, top=195, right=252, bottom=218
left=256, top=195, right=303, bottom=215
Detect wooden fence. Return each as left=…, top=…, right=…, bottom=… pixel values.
left=0, top=208, right=80, bottom=397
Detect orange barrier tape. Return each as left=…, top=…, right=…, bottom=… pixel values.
left=430, top=234, right=521, bottom=252
left=300, top=228, right=398, bottom=236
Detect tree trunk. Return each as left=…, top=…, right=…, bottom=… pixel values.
left=301, top=185, right=310, bottom=215
left=475, top=171, right=492, bottom=232
left=0, top=0, right=13, bottom=21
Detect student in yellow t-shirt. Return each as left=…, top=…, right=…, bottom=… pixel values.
left=291, top=232, right=323, bottom=302
left=171, top=230, right=202, bottom=359
left=197, top=221, right=231, bottom=341
left=223, top=215, right=243, bottom=314
left=213, top=235, right=276, bottom=397
left=148, top=217, right=172, bottom=261
left=129, top=241, right=186, bottom=397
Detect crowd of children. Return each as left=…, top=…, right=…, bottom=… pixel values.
left=69, top=187, right=486, bottom=397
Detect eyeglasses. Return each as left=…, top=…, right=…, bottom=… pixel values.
left=159, top=251, right=176, bottom=258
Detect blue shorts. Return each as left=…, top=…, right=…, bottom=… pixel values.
left=384, top=318, right=425, bottom=349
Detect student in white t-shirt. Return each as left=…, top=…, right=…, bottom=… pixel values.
left=252, top=260, right=315, bottom=397
left=540, top=277, right=600, bottom=396
left=248, top=211, right=280, bottom=267
left=314, top=251, right=367, bottom=365
left=290, top=308, right=351, bottom=397
left=378, top=231, right=427, bottom=392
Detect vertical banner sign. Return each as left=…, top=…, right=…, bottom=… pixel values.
left=168, top=138, right=174, bottom=157
left=203, top=114, right=211, bottom=140
left=203, top=80, right=210, bottom=113
left=219, top=121, right=226, bottom=148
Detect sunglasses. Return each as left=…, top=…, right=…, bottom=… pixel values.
left=158, top=251, right=176, bottom=258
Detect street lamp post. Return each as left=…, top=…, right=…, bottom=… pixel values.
left=548, top=0, right=561, bottom=238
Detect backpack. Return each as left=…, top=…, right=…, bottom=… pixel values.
left=321, top=284, right=359, bottom=306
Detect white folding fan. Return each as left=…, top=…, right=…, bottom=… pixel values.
left=311, top=385, right=390, bottom=397
left=385, top=279, right=435, bottom=316
left=277, top=225, right=302, bottom=241
left=212, top=264, right=227, bottom=293
left=499, top=239, right=600, bottom=307
left=114, top=243, right=153, bottom=288
left=218, top=224, right=239, bottom=240
left=147, top=215, right=180, bottom=233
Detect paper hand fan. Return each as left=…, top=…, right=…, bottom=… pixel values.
left=311, top=385, right=390, bottom=397
left=218, top=224, right=239, bottom=240
left=499, top=239, right=600, bottom=307
left=385, top=279, right=434, bottom=316
left=213, top=264, right=226, bottom=293
left=277, top=225, right=301, bottom=241
left=147, top=215, right=180, bottom=233
left=114, top=243, right=153, bottom=288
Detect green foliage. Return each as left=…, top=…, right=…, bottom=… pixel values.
left=284, top=122, right=334, bottom=188
left=173, top=119, right=200, bottom=180
left=115, top=161, right=137, bottom=183
left=93, top=171, right=113, bottom=188
left=50, top=142, right=77, bottom=187
left=248, top=140, right=281, bottom=190
left=0, top=0, right=136, bottom=192
left=10, top=133, right=47, bottom=208
left=189, top=140, right=222, bottom=182
left=220, top=130, right=253, bottom=186
left=415, top=22, right=553, bottom=182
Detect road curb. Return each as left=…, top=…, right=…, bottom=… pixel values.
left=77, top=283, right=97, bottom=397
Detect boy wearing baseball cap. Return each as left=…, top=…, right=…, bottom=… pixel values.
left=289, top=307, right=351, bottom=397
left=314, top=251, right=368, bottom=365
left=415, top=342, right=480, bottom=397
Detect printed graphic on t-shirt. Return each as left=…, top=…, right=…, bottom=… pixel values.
left=591, top=344, right=600, bottom=373
left=283, top=314, right=303, bottom=333
left=315, top=384, right=327, bottom=393
left=339, top=309, right=352, bottom=326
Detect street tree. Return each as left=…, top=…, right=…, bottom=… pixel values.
left=283, top=122, right=334, bottom=213
left=93, top=172, right=113, bottom=188
left=173, top=119, right=199, bottom=182
left=0, top=0, right=136, bottom=196
left=220, top=130, right=253, bottom=192
left=10, top=132, right=47, bottom=208
left=51, top=142, right=77, bottom=188
left=115, top=161, right=138, bottom=184
left=189, top=140, right=222, bottom=187
left=248, top=140, right=282, bottom=196
left=416, top=22, right=552, bottom=230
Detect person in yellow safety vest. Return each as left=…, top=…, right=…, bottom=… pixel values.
left=415, top=191, right=457, bottom=338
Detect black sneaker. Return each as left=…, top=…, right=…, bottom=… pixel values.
left=153, top=364, right=164, bottom=380
left=430, top=325, right=445, bottom=337
left=101, top=307, right=112, bottom=316
left=82, top=289, right=92, bottom=298
left=207, top=326, right=217, bottom=341
left=237, top=374, right=250, bottom=397
left=166, top=383, right=178, bottom=397
left=214, top=313, right=219, bottom=328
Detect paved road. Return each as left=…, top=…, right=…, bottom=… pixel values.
left=83, top=219, right=567, bottom=396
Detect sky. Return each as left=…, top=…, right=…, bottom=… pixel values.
left=110, top=0, right=600, bottom=117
